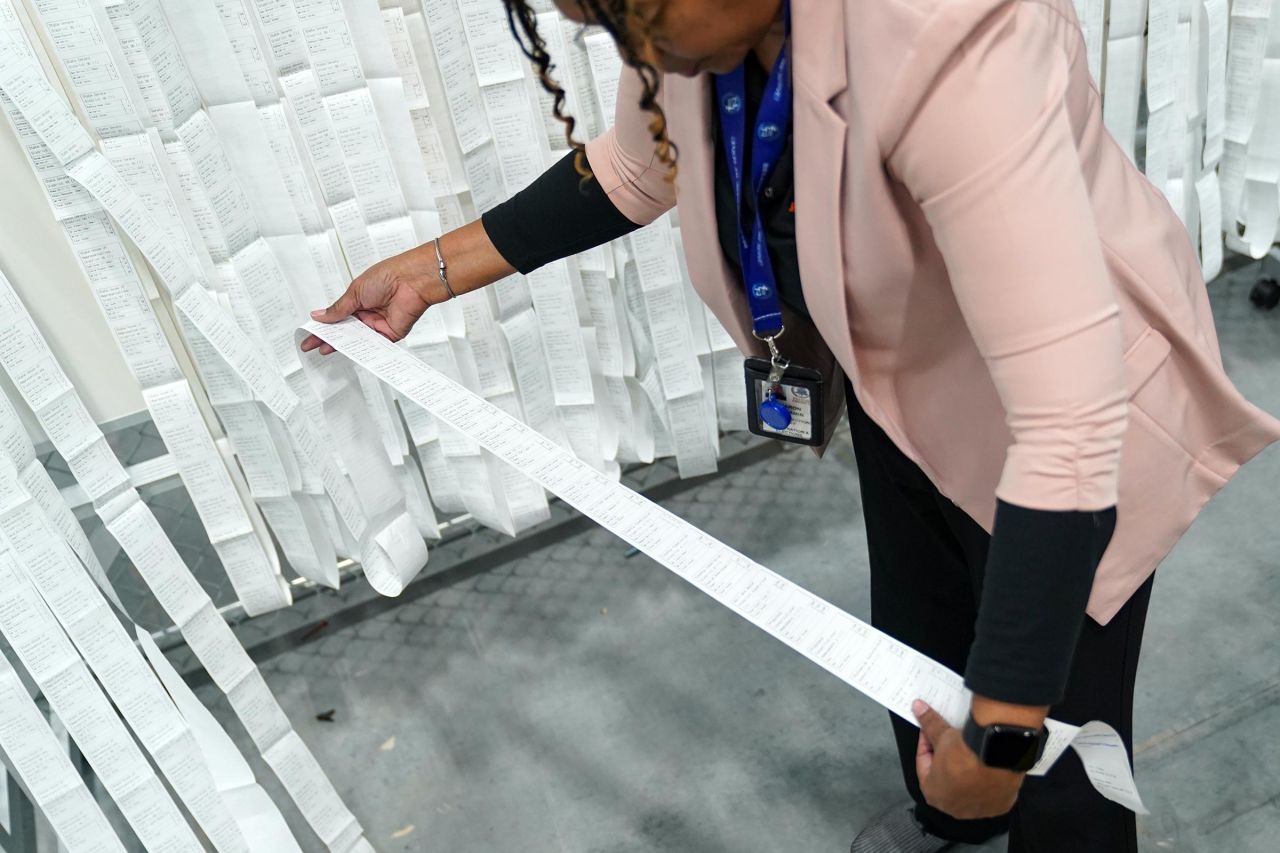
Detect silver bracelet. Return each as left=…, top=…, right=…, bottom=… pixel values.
left=433, top=237, right=458, bottom=300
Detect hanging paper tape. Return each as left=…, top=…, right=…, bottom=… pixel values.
left=0, top=648, right=128, bottom=853
left=0, top=447, right=250, bottom=851
left=0, top=549, right=206, bottom=851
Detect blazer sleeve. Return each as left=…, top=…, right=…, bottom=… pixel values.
left=885, top=1, right=1127, bottom=513
left=584, top=65, right=679, bottom=227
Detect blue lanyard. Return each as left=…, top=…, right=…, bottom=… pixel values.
left=714, top=0, right=792, bottom=339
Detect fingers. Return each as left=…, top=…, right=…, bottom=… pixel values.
left=354, top=309, right=400, bottom=342
left=304, top=309, right=402, bottom=357
left=916, top=728, right=935, bottom=759
left=310, top=288, right=359, bottom=323
left=912, top=700, right=951, bottom=746
left=915, top=730, right=935, bottom=782
left=299, top=333, right=336, bottom=356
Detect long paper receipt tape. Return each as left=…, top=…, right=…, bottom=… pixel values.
left=299, top=318, right=1147, bottom=814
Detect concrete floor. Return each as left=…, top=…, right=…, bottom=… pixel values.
left=195, top=270, right=1280, bottom=853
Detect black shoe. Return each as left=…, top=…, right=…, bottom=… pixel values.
left=851, top=804, right=955, bottom=853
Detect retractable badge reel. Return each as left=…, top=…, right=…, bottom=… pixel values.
left=717, top=0, right=824, bottom=447
left=743, top=328, right=825, bottom=446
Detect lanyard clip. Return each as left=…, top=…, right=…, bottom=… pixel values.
left=753, top=326, right=789, bottom=384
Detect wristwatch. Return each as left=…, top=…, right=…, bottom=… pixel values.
left=961, top=714, right=1050, bottom=772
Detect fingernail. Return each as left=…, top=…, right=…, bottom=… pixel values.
left=912, top=700, right=926, bottom=716
left=310, top=309, right=323, bottom=319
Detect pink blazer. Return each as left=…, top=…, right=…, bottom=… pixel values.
left=586, top=0, right=1280, bottom=623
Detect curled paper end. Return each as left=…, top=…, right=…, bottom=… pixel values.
left=1070, top=720, right=1148, bottom=814
left=366, top=512, right=430, bottom=597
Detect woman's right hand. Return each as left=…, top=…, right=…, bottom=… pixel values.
left=301, top=244, right=444, bottom=355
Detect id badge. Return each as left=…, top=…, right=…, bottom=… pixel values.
left=744, top=357, right=825, bottom=446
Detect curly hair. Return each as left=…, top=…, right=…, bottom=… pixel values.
left=501, top=0, right=677, bottom=180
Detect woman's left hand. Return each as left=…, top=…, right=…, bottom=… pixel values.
left=912, top=700, right=1024, bottom=820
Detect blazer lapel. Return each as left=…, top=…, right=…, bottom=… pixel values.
left=789, top=0, right=855, bottom=375
left=791, top=0, right=848, bottom=102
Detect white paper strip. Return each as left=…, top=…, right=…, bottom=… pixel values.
left=137, top=629, right=304, bottom=853
left=0, top=649, right=127, bottom=853
left=0, top=550, right=203, bottom=851
left=16, top=0, right=335, bottom=586
left=302, top=317, right=1149, bottom=815
left=1197, top=169, right=1224, bottom=278
left=0, top=74, right=290, bottom=615
left=0, top=382, right=120, bottom=613
left=1146, top=0, right=1179, bottom=113
left=1224, top=0, right=1271, bottom=146
left=1202, top=0, right=1229, bottom=168
left=584, top=31, right=621, bottom=130
left=0, top=449, right=249, bottom=852
left=0, top=266, right=368, bottom=852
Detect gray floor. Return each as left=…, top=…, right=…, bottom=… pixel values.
left=193, top=270, right=1280, bottom=853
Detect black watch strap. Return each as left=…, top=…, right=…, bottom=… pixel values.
left=962, top=714, right=1050, bottom=772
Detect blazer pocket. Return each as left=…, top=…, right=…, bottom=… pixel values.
left=1122, top=326, right=1172, bottom=399
left=1122, top=325, right=1200, bottom=460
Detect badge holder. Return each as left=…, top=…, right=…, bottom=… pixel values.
left=744, top=329, right=825, bottom=447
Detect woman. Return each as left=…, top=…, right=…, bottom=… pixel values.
left=303, top=1, right=1280, bottom=850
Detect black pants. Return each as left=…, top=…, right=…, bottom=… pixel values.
left=846, top=388, right=1153, bottom=853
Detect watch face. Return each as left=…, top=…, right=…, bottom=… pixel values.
left=984, top=726, right=1042, bottom=772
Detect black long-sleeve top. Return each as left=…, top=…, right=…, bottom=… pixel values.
left=481, top=55, right=1113, bottom=708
